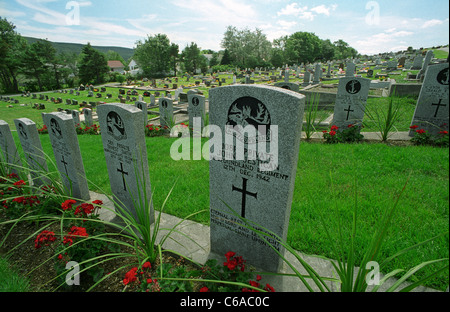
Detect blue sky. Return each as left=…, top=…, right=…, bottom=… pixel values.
left=1, top=0, right=449, bottom=56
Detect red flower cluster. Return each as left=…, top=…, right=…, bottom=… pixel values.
left=223, top=251, right=246, bottom=272
left=34, top=230, right=57, bottom=249
left=123, top=267, right=138, bottom=285
left=241, top=274, right=275, bottom=292
left=13, top=196, right=40, bottom=207
left=8, top=179, right=26, bottom=191
left=62, top=199, right=77, bottom=211
left=62, top=199, right=102, bottom=217
left=63, top=226, right=88, bottom=246
left=122, top=261, right=156, bottom=290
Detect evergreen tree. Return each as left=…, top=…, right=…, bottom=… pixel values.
left=78, top=43, right=109, bottom=84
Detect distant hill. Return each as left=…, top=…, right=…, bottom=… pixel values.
left=23, top=36, right=135, bottom=62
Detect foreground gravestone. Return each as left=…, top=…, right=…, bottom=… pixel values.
left=14, top=118, right=50, bottom=186
left=409, top=63, right=449, bottom=137
left=43, top=112, right=90, bottom=201
left=208, top=84, right=305, bottom=272
left=187, top=93, right=206, bottom=134
left=0, top=120, right=22, bottom=175
left=332, top=77, right=371, bottom=130
left=97, top=104, right=154, bottom=223
left=159, top=97, right=174, bottom=129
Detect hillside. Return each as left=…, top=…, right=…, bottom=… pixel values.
left=23, top=36, right=135, bottom=61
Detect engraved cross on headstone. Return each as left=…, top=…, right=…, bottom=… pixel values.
left=232, top=178, right=257, bottom=218
left=432, top=99, right=446, bottom=118
left=61, top=155, right=69, bottom=175
left=117, top=162, right=129, bottom=191
left=344, top=105, right=354, bottom=121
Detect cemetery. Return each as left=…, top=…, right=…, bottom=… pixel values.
left=0, top=16, right=449, bottom=294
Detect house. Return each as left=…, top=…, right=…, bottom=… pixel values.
left=128, top=59, right=142, bottom=76
left=107, top=60, right=125, bottom=74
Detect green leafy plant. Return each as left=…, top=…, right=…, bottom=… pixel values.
left=364, top=94, right=405, bottom=142
left=303, top=92, right=323, bottom=141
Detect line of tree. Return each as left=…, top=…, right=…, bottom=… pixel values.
left=221, top=26, right=358, bottom=68
left=1, top=16, right=360, bottom=93
left=0, top=17, right=129, bottom=93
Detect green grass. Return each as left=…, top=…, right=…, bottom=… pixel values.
left=0, top=256, right=31, bottom=292
left=11, top=132, right=448, bottom=290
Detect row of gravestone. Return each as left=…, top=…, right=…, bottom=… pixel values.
left=0, top=62, right=448, bottom=273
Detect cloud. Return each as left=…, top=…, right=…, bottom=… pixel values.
left=277, top=3, right=308, bottom=16
left=311, top=4, right=337, bottom=16
left=421, top=19, right=444, bottom=28
left=277, top=20, right=297, bottom=29
left=277, top=3, right=337, bottom=20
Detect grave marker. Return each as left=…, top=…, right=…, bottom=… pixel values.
left=0, top=120, right=22, bottom=175
left=332, top=77, right=371, bottom=130
left=14, top=118, right=50, bottom=186
left=409, top=63, right=449, bottom=136
left=82, top=108, right=93, bottom=127
left=159, top=97, right=174, bottom=129
left=135, top=101, right=148, bottom=125
left=97, top=103, right=154, bottom=223
left=208, top=84, right=305, bottom=272
left=187, top=93, right=206, bottom=134
left=42, top=112, right=90, bottom=201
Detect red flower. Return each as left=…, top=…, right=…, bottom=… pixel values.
left=329, top=130, right=337, bottom=136
left=34, top=230, right=57, bottom=249
left=264, top=284, right=275, bottom=292
left=142, top=261, right=151, bottom=270
left=92, top=200, right=103, bottom=206
left=13, top=180, right=26, bottom=188
left=63, top=226, right=88, bottom=246
left=330, top=125, right=339, bottom=131
left=62, top=199, right=77, bottom=211
left=439, top=130, right=448, bottom=135
left=123, top=267, right=138, bottom=285
left=409, top=125, right=419, bottom=129
left=199, top=286, right=209, bottom=292
left=347, top=124, right=354, bottom=128
left=74, top=203, right=95, bottom=216
left=416, top=129, right=426, bottom=134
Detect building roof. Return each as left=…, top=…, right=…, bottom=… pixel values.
left=107, top=60, right=124, bottom=68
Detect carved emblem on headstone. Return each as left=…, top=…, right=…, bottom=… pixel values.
left=50, top=118, right=62, bottom=138
left=106, top=111, right=127, bottom=141
left=346, top=80, right=361, bottom=94
left=437, top=68, right=449, bottom=85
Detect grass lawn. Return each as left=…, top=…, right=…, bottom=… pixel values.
left=0, top=256, right=31, bottom=291
left=11, top=131, right=448, bottom=291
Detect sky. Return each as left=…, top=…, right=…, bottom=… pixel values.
left=1, top=0, right=449, bottom=56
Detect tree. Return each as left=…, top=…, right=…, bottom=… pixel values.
left=333, top=39, right=358, bottom=59
left=220, top=49, right=232, bottom=65
left=169, top=43, right=179, bottom=76
left=181, top=42, right=204, bottom=74
left=221, top=26, right=272, bottom=68
left=20, top=40, right=56, bottom=91
left=0, top=18, right=26, bottom=93
left=134, top=34, right=172, bottom=77
left=285, top=32, right=322, bottom=64
left=78, top=43, right=109, bottom=84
